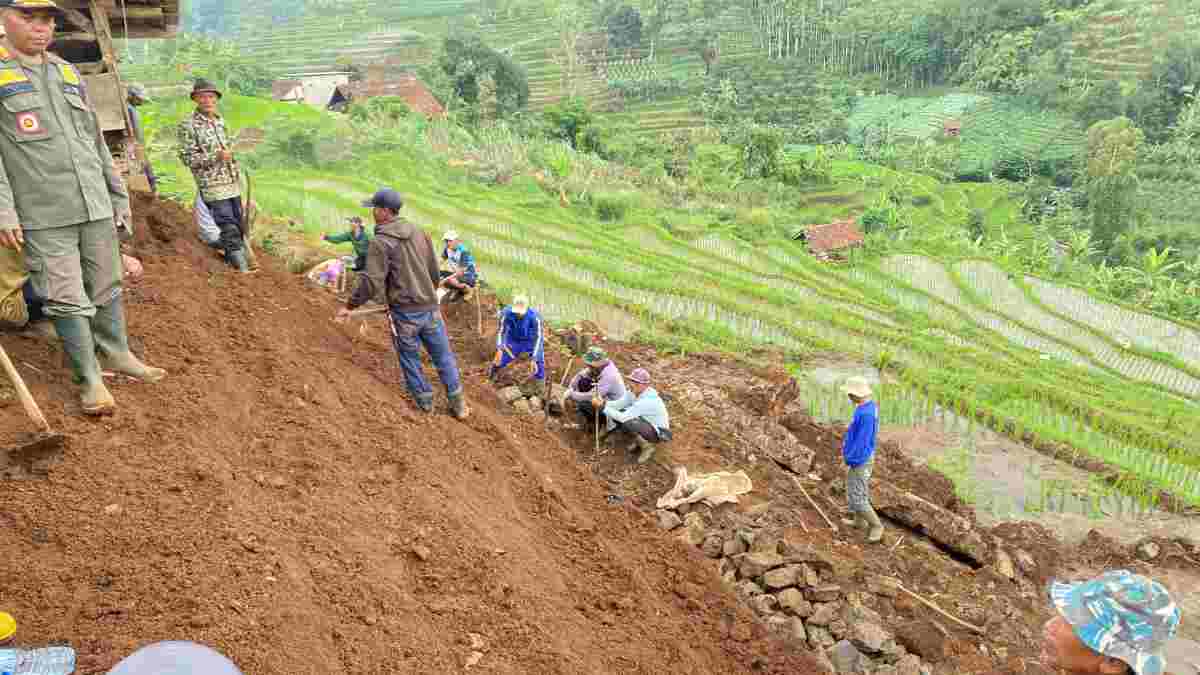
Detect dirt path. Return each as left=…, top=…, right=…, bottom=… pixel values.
left=0, top=196, right=820, bottom=673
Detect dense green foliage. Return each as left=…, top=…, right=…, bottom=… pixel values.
left=438, top=34, right=530, bottom=117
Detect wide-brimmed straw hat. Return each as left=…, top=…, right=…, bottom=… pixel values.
left=841, top=376, right=872, bottom=398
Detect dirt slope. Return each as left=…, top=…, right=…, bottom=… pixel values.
left=0, top=196, right=821, bottom=673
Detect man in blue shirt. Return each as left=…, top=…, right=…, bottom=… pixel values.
left=841, top=376, right=883, bottom=543
left=602, top=368, right=671, bottom=464
left=488, top=293, right=543, bottom=382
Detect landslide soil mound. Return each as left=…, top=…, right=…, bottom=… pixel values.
left=0, top=196, right=821, bottom=674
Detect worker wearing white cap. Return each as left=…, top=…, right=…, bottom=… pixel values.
left=489, top=293, right=544, bottom=382
left=439, top=229, right=477, bottom=302
left=841, top=376, right=883, bottom=543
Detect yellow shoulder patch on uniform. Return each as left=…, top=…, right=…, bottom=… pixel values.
left=0, top=70, right=29, bottom=86
left=59, top=64, right=80, bottom=85
left=0, top=47, right=10, bottom=62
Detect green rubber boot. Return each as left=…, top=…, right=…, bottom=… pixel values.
left=448, top=391, right=469, bottom=420
left=863, top=506, right=884, bottom=544
left=93, top=299, right=166, bottom=383
left=52, top=315, right=115, bottom=416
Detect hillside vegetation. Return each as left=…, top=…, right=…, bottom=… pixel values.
left=122, top=0, right=1200, bottom=513
left=142, top=87, right=1200, bottom=511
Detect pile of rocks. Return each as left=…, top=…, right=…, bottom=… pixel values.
left=497, top=383, right=565, bottom=419
left=657, top=512, right=934, bottom=675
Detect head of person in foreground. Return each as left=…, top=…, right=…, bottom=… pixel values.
left=361, top=188, right=403, bottom=225
left=1041, top=570, right=1180, bottom=675
left=843, top=375, right=872, bottom=405
left=1, top=0, right=62, bottom=58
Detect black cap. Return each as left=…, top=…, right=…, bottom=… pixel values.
left=361, top=188, right=403, bottom=211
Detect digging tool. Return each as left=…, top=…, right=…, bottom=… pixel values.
left=875, top=578, right=984, bottom=634
left=0, top=342, right=66, bottom=454
left=594, top=404, right=601, bottom=454
left=239, top=167, right=258, bottom=270
left=475, top=288, right=482, bottom=336
left=789, top=475, right=838, bottom=534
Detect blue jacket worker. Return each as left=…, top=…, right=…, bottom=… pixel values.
left=489, top=293, right=544, bottom=381
left=439, top=230, right=477, bottom=302
left=841, top=376, right=882, bottom=543
left=603, top=368, right=671, bottom=464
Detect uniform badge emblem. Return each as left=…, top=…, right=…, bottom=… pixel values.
left=16, top=111, right=41, bottom=135
left=59, top=64, right=80, bottom=85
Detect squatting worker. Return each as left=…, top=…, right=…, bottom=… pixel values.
left=489, top=293, right=544, bottom=382
left=439, top=230, right=477, bottom=302
left=563, top=347, right=632, bottom=429
left=0, top=0, right=165, bottom=415
left=841, top=376, right=883, bottom=543
left=336, top=188, right=468, bottom=419
left=602, top=368, right=671, bottom=464
left=1042, top=570, right=1180, bottom=675
left=178, top=78, right=249, bottom=272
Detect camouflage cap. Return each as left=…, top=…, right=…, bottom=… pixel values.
left=0, top=0, right=62, bottom=11
left=1049, top=570, right=1180, bottom=675
left=582, top=346, right=608, bottom=366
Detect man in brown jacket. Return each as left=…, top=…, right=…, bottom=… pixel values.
left=336, top=188, right=468, bottom=419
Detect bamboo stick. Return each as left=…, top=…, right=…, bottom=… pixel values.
left=790, top=475, right=838, bottom=533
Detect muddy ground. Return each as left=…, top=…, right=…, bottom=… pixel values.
left=1, top=195, right=1197, bottom=674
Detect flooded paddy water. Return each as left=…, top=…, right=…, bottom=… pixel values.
left=796, top=361, right=1200, bottom=547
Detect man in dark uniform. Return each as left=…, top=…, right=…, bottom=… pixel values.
left=0, top=0, right=165, bottom=415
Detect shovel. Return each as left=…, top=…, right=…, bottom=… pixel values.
left=0, top=342, right=66, bottom=454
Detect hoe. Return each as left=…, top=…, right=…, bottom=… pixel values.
left=0, top=341, right=66, bottom=458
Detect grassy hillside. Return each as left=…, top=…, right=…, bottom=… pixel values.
left=143, top=94, right=1200, bottom=511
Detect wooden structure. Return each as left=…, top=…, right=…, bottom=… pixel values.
left=793, top=219, right=865, bottom=261
left=271, top=79, right=305, bottom=103
left=48, top=0, right=181, bottom=193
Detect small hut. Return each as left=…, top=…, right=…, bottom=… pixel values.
left=271, top=79, right=305, bottom=103
left=327, top=73, right=444, bottom=117
left=793, top=220, right=865, bottom=261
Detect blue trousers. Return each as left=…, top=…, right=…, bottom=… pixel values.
left=203, top=196, right=243, bottom=255
left=495, top=340, right=544, bottom=380
left=388, top=309, right=462, bottom=402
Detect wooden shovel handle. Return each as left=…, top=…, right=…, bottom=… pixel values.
left=0, top=341, right=51, bottom=433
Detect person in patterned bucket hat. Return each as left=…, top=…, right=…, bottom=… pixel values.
left=1042, top=570, right=1181, bottom=674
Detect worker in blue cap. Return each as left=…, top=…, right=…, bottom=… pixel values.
left=1041, top=570, right=1181, bottom=675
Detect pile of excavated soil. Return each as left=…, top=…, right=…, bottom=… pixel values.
left=0, top=196, right=822, bottom=673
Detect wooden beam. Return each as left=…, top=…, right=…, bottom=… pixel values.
left=87, top=0, right=132, bottom=140
left=75, top=61, right=106, bottom=75
left=88, top=0, right=117, bottom=68
left=53, top=31, right=98, bottom=44
left=59, top=7, right=95, bottom=33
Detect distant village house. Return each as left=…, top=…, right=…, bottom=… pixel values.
left=792, top=219, right=865, bottom=261
left=327, top=72, right=445, bottom=118
left=272, top=72, right=350, bottom=107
